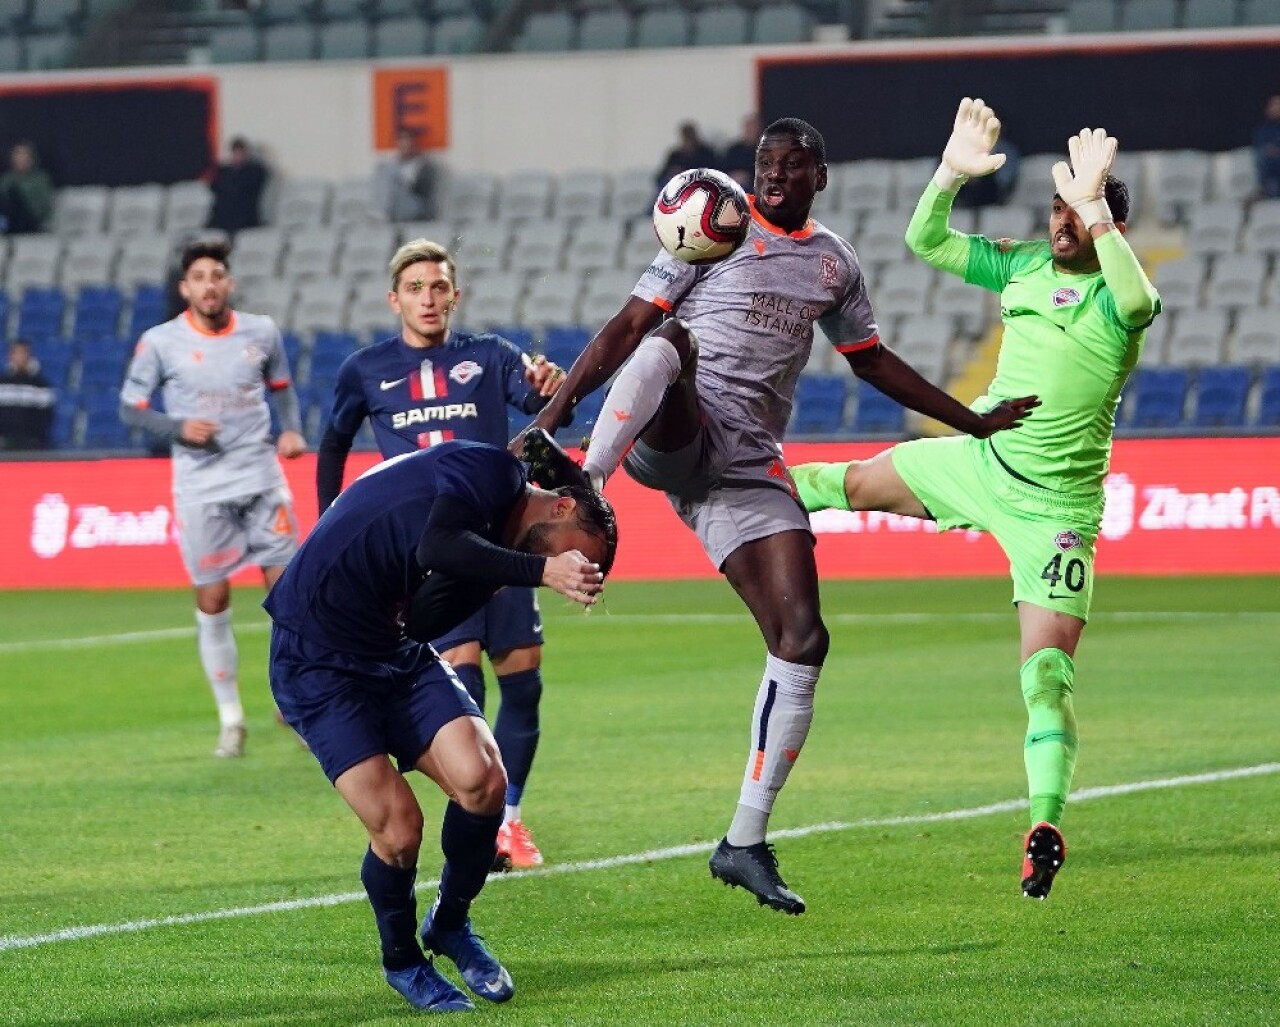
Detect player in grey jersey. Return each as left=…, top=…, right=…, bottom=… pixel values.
left=525, top=117, right=1035, bottom=914
left=120, top=240, right=307, bottom=758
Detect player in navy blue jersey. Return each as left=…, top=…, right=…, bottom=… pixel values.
left=317, top=238, right=566, bottom=869
left=267, top=440, right=617, bottom=1013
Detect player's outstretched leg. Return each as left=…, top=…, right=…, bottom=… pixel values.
left=421, top=896, right=515, bottom=1003
left=519, top=426, right=592, bottom=492
left=1021, top=822, right=1067, bottom=899
left=790, top=461, right=854, bottom=514
left=709, top=839, right=806, bottom=915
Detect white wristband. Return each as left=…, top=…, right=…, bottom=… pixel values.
left=1072, top=197, right=1113, bottom=229
left=932, top=161, right=968, bottom=193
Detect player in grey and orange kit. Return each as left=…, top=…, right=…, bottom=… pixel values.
left=120, top=239, right=306, bottom=759
left=524, top=117, right=1037, bottom=914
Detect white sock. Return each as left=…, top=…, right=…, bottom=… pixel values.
left=725, top=655, right=819, bottom=847
left=581, top=334, right=683, bottom=486
left=196, top=608, right=243, bottom=727
left=504, top=804, right=521, bottom=824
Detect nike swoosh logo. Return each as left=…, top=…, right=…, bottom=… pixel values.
left=531, top=623, right=542, bottom=633
left=1047, top=592, right=1074, bottom=600
left=379, top=377, right=407, bottom=391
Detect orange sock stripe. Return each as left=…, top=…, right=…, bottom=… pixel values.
left=751, top=749, right=766, bottom=781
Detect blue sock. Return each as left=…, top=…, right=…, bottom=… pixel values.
left=360, top=846, right=423, bottom=971
left=435, top=802, right=502, bottom=931
left=495, top=668, right=542, bottom=808
left=452, top=662, right=486, bottom=714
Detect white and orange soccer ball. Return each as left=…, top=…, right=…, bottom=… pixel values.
left=652, top=168, right=750, bottom=265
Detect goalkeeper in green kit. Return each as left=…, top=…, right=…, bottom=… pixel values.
left=792, top=98, right=1160, bottom=899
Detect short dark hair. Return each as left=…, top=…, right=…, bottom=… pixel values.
left=762, top=117, right=826, bottom=165
left=180, top=240, right=232, bottom=274
left=559, top=485, right=619, bottom=578
left=1103, top=175, right=1130, bottom=224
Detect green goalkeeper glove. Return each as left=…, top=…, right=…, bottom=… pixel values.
left=933, top=97, right=1007, bottom=193
left=1051, top=127, right=1119, bottom=229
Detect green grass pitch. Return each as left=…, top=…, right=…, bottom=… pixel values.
left=1, top=576, right=1277, bottom=1026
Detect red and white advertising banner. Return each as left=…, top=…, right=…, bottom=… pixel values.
left=0, top=438, right=1277, bottom=589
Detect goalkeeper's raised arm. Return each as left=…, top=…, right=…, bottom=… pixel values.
left=904, top=97, right=1007, bottom=275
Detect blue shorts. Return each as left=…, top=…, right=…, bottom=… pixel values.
left=433, top=586, right=544, bottom=656
left=268, top=625, right=482, bottom=784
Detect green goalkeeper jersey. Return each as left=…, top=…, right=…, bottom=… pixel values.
left=907, top=182, right=1160, bottom=496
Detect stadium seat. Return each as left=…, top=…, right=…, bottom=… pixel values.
left=1183, top=0, right=1239, bottom=26
left=1204, top=253, right=1268, bottom=311
left=17, top=287, right=67, bottom=340
left=1184, top=201, right=1244, bottom=256
left=610, top=167, right=658, bottom=218
left=837, top=159, right=895, bottom=215
left=975, top=204, right=1039, bottom=241
left=237, top=279, right=295, bottom=328
left=209, top=24, right=261, bottom=63
left=852, top=380, right=905, bottom=435
left=115, top=237, right=171, bottom=291
left=856, top=210, right=913, bottom=262
left=1211, top=148, right=1257, bottom=203
left=338, top=223, right=397, bottom=277
left=1254, top=366, right=1280, bottom=426
left=578, top=10, right=632, bottom=49
left=497, top=170, right=555, bottom=221
left=894, top=313, right=952, bottom=382
left=541, top=325, right=591, bottom=368
left=108, top=184, right=165, bottom=237
left=274, top=179, right=332, bottom=227
left=1241, top=0, right=1280, bottom=26
left=72, top=285, right=124, bottom=338
left=346, top=277, right=395, bottom=336
left=930, top=275, right=990, bottom=337
left=1241, top=199, right=1280, bottom=254
left=563, top=217, right=625, bottom=272
left=1149, top=150, right=1211, bottom=226
left=1127, top=367, right=1189, bottom=428
left=619, top=222, right=664, bottom=274
left=1065, top=0, right=1117, bottom=31
left=371, top=16, right=430, bottom=58
left=1163, top=309, right=1229, bottom=368
left=455, top=222, right=512, bottom=276
left=330, top=176, right=377, bottom=225
left=164, top=180, right=214, bottom=233
left=291, top=280, right=349, bottom=336
left=53, top=186, right=109, bottom=236
left=60, top=236, right=118, bottom=293
left=128, top=285, right=169, bottom=337
left=230, top=226, right=286, bottom=280
left=692, top=4, right=750, bottom=45
left=753, top=3, right=812, bottom=43
left=508, top=219, right=571, bottom=273
left=318, top=19, right=368, bottom=59
left=398, top=219, right=460, bottom=250
left=430, top=14, right=484, bottom=54
left=635, top=8, right=690, bottom=47
left=514, top=11, right=576, bottom=52
left=1192, top=365, right=1251, bottom=428
left=553, top=169, right=610, bottom=220
left=1152, top=255, right=1206, bottom=312
left=1119, top=0, right=1177, bottom=30
left=791, top=374, right=848, bottom=435
left=1227, top=309, right=1280, bottom=366
left=871, top=262, right=935, bottom=326
left=521, top=272, right=584, bottom=329
left=284, top=226, right=343, bottom=281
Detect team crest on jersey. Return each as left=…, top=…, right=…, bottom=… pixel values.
left=1052, top=287, right=1082, bottom=308
left=1054, top=530, right=1083, bottom=551
left=449, top=360, right=483, bottom=385
left=819, top=253, right=839, bottom=289
left=242, top=344, right=264, bottom=364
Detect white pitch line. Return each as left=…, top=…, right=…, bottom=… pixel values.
left=2, top=610, right=1276, bottom=654
left=2, top=761, right=1276, bottom=954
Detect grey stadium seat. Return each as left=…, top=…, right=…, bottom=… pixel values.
left=692, top=5, right=750, bottom=46
left=514, top=11, right=575, bottom=52
left=1163, top=309, right=1229, bottom=368
left=372, top=17, right=430, bottom=58
left=578, top=10, right=632, bottom=50
left=164, top=180, right=214, bottom=233
left=109, top=184, right=165, bottom=237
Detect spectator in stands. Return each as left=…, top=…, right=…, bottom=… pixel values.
left=0, top=339, right=55, bottom=450
left=655, top=120, right=718, bottom=188
left=374, top=128, right=439, bottom=222
left=1253, top=93, right=1280, bottom=199
left=720, top=113, right=761, bottom=190
left=207, top=136, right=269, bottom=235
left=0, top=141, right=54, bottom=235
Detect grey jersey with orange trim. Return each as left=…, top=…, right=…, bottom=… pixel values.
left=631, top=203, right=878, bottom=442
left=121, top=310, right=294, bottom=503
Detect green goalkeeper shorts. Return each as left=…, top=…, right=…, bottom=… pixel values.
left=890, top=434, right=1105, bottom=622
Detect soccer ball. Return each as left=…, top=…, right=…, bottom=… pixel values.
left=652, top=168, right=750, bottom=265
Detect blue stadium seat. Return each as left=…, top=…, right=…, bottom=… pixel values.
left=18, top=287, right=67, bottom=339
left=281, top=331, right=303, bottom=370
left=1192, top=366, right=1251, bottom=428
left=128, top=285, right=169, bottom=337
left=541, top=325, right=591, bottom=368
left=489, top=325, right=537, bottom=354
left=852, top=381, right=905, bottom=435
left=36, top=340, right=76, bottom=388
left=72, top=285, right=124, bottom=338
left=50, top=402, right=77, bottom=449
left=791, top=374, right=848, bottom=436
left=1254, top=366, right=1280, bottom=427
left=1127, top=367, right=1189, bottom=429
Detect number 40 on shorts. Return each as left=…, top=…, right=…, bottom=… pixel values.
left=1040, top=553, right=1087, bottom=593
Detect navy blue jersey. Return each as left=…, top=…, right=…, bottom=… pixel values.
left=265, top=441, right=529, bottom=658
left=328, top=330, right=540, bottom=454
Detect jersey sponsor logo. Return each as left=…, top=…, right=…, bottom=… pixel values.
left=379, top=377, right=407, bottom=391
left=391, top=402, right=478, bottom=429
left=1054, top=529, right=1083, bottom=551
left=449, top=360, right=484, bottom=385
left=644, top=263, right=678, bottom=283
left=1051, top=287, right=1082, bottom=308
left=819, top=252, right=839, bottom=289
